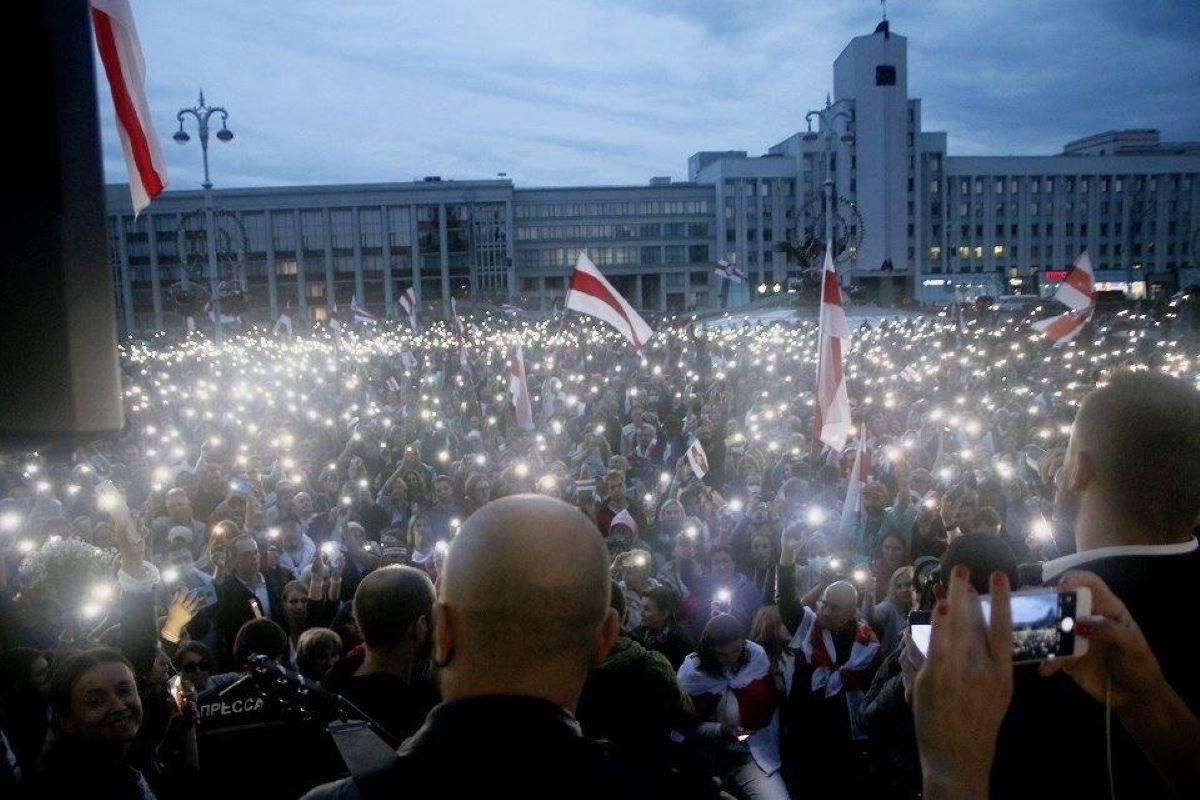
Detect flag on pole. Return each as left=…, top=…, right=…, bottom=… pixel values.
left=566, top=253, right=653, bottom=349
left=350, top=295, right=375, bottom=325
left=90, top=0, right=167, bottom=215
left=399, top=287, right=419, bottom=333
left=273, top=303, right=293, bottom=337
left=841, top=432, right=871, bottom=538
left=1032, top=251, right=1095, bottom=344
left=686, top=438, right=710, bottom=480
left=507, top=343, right=534, bottom=430
left=450, top=298, right=469, bottom=369
left=713, top=259, right=746, bottom=283
left=814, top=244, right=852, bottom=450
left=204, top=300, right=238, bottom=325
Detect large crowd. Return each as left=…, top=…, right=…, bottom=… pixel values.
left=1, top=295, right=1199, bottom=799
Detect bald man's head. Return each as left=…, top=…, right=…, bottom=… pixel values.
left=818, top=580, right=859, bottom=632
left=434, top=495, right=617, bottom=702
left=1062, top=370, right=1200, bottom=545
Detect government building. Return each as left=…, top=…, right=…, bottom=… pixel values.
left=105, top=22, right=1200, bottom=334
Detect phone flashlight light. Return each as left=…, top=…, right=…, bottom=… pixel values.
left=715, top=588, right=732, bottom=604
left=829, top=558, right=842, bottom=571
left=805, top=507, right=826, bottom=526
left=162, top=567, right=180, bottom=584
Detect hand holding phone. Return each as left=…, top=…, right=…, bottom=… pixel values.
left=908, top=585, right=1091, bottom=665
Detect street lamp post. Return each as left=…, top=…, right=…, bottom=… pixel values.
left=174, top=90, right=234, bottom=342
left=803, top=95, right=855, bottom=284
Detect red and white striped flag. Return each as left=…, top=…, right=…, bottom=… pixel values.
left=841, top=432, right=870, bottom=529
left=508, top=343, right=534, bottom=430
left=686, top=438, right=710, bottom=480
left=1032, top=251, right=1095, bottom=344
left=91, top=0, right=167, bottom=215
left=814, top=244, right=851, bottom=450
left=399, top=287, right=419, bottom=333
left=350, top=295, right=375, bottom=324
left=566, top=253, right=653, bottom=349
left=450, top=297, right=469, bottom=369
left=713, top=259, right=746, bottom=283
left=273, top=302, right=293, bottom=337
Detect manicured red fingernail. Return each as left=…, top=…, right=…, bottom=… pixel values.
left=991, top=571, right=1009, bottom=590
left=936, top=599, right=949, bottom=615
left=1075, top=620, right=1092, bottom=636
left=953, top=564, right=969, bottom=581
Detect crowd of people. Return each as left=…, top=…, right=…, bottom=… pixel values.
left=1, top=297, right=1199, bottom=799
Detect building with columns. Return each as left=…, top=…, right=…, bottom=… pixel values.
left=105, top=21, right=1200, bottom=334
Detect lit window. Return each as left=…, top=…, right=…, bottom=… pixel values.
left=994, top=245, right=1005, bottom=257
left=973, top=246, right=983, bottom=259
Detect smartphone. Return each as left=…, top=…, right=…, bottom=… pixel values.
left=908, top=587, right=1091, bottom=665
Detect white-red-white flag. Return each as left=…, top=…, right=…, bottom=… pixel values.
left=713, top=259, right=746, bottom=283
left=1032, top=251, right=1095, bottom=344
left=566, top=253, right=653, bottom=349
left=399, top=287, right=419, bottom=333
left=840, top=433, right=871, bottom=536
left=91, top=0, right=167, bottom=215
left=350, top=295, right=375, bottom=325
left=450, top=297, right=469, bottom=369
left=507, top=343, right=534, bottom=430
left=814, top=244, right=851, bottom=450
left=273, top=302, right=293, bottom=337
left=686, top=438, right=710, bottom=480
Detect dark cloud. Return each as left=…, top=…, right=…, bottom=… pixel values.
left=97, top=1, right=1200, bottom=192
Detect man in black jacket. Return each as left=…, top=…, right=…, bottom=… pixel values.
left=321, top=565, right=439, bottom=744
left=998, top=371, right=1200, bottom=799
left=303, top=494, right=716, bottom=800
left=215, top=534, right=286, bottom=667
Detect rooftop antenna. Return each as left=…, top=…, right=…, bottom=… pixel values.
left=876, top=0, right=890, bottom=37
left=881, top=0, right=887, bottom=21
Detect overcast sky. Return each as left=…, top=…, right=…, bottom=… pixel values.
left=97, top=0, right=1200, bottom=191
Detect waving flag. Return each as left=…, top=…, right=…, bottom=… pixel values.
left=350, top=295, right=375, bottom=325
left=399, top=287, right=419, bottom=333
left=840, top=433, right=870, bottom=541
left=508, top=343, right=534, bottom=430
left=814, top=245, right=851, bottom=450
left=91, top=0, right=167, bottom=215
left=451, top=297, right=470, bottom=369
left=273, top=302, right=293, bottom=337
left=713, top=259, right=746, bottom=283
left=1032, top=251, right=1095, bottom=344
left=204, top=300, right=238, bottom=325
left=566, top=253, right=653, bottom=349
left=686, top=438, right=710, bottom=480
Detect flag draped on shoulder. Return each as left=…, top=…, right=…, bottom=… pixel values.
left=399, top=287, right=419, bottom=334
left=350, top=295, right=375, bottom=325
left=566, top=253, right=653, bottom=349
left=507, top=343, right=534, bottom=430
left=814, top=244, right=851, bottom=450
left=90, top=0, right=167, bottom=215
left=1032, top=251, right=1095, bottom=344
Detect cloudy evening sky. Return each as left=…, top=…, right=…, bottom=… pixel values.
left=97, top=0, right=1200, bottom=191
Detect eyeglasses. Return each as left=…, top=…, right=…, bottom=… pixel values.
left=180, top=660, right=212, bottom=673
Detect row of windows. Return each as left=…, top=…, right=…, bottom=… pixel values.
left=514, top=200, right=709, bottom=219
left=939, top=175, right=1195, bottom=196
left=720, top=180, right=798, bottom=198
left=947, top=200, right=1192, bottom=219
left=520, top=270, right=718, bottom=292
left=514, top=222, right=712, bottom=241
left=516, top=244, right=711, bottom=269
left=927, top=240, right=1191, bottom=262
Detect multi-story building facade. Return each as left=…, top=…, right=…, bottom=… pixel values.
left=105, top=21, right=1200, bottom=333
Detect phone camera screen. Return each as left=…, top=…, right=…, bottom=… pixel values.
left=983, top=590, right=1076, bottom=663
